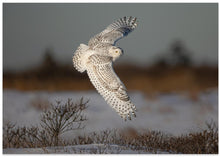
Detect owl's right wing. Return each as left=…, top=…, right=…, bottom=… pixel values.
left=88, top=16, right=138, bottom=48
left=86, top=54, right=136, bottom=120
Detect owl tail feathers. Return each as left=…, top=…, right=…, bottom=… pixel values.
left=72, top=44, right=89, bottom=73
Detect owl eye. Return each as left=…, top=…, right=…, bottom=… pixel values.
left=115, top=50, right=119, bottom=53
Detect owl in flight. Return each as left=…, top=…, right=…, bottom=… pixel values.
left=72, top=16, right=138, bottom=120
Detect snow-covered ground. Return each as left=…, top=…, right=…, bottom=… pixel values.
left=3, top=89, right=218, bottom=153
left=3, top=144, right=170, bottom=154
left=3, top=144, right=132, bottom=154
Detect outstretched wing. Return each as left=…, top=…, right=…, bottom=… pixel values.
left=88, top=16, right=138, bottom=48
left=86, top=54, right=136, bottom=120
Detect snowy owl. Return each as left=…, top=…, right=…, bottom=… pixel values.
left=72, top=16, right=138, bottom=120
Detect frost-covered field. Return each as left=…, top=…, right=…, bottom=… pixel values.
left=4, top=143, right=173, bottom=154
left=3, top=144, right=170, bottom=154
left=3, top=89, right=218, bottom=154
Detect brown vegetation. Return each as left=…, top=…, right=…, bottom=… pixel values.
left=3, top=121, right=218, bottom=154
left=3, top=61, right=218, bottom=94
left=3, top=97, right=218, bottom=154
left=3, top=41, right=218, bottom=93
left=3, top=98, right=88, bottom=148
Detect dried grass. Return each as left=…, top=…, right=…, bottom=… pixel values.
left=3, top=122, right=218, bottom=154
left=3, top=64, right=217, bottom=93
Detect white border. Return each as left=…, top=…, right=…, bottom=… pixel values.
left=1, top=1, right=219, bottom=156
left=1, top=0, right=220, bottom=3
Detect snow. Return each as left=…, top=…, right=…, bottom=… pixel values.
left=3, top=89, right=218, bottom=154
left=3, top=144, right=169, bottom=154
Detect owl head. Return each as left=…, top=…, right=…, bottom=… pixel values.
left=109, top=46, right=123, bottom=61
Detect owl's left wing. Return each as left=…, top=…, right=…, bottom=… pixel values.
left=88, top=16, right=138, bottom=48
left=86, top=54, right=136, bottom=120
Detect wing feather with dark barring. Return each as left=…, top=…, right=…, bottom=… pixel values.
left=88, top=16, right=138, bottom=48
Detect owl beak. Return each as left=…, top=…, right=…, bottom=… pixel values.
left=118, top=48, right=124, bottom=55
left=121, top=49, right=124, bottom=55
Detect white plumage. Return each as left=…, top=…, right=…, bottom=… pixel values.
left=72, top=16, right=138, bottom=120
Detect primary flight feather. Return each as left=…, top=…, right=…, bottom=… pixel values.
left=72, top=16, right=138, bottom=120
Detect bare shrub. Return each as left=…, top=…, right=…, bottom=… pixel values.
left=3, top=122, right=17, bottom=148
left=162, top=121, right=218, bottom=154
left=122, top=122, right=218, bottom=154
left=3, top=123, right=42, bottom=148
left=3, top=98, right=88, bottom=148
left=68, top=129, right=118, bottom=146
left=60, top=124, right=218, bottom=154
left=90, top=130, right=113, bottom=144
left=3, top=123, right=218, bottom=154
left=69, top=135, right=93, bottom=145
left=3, top=102, right=218, bottom=154
left=40, top=98, right=88, bottom=146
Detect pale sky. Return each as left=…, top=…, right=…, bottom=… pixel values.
left=3, top=3, right=218, bottom=71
